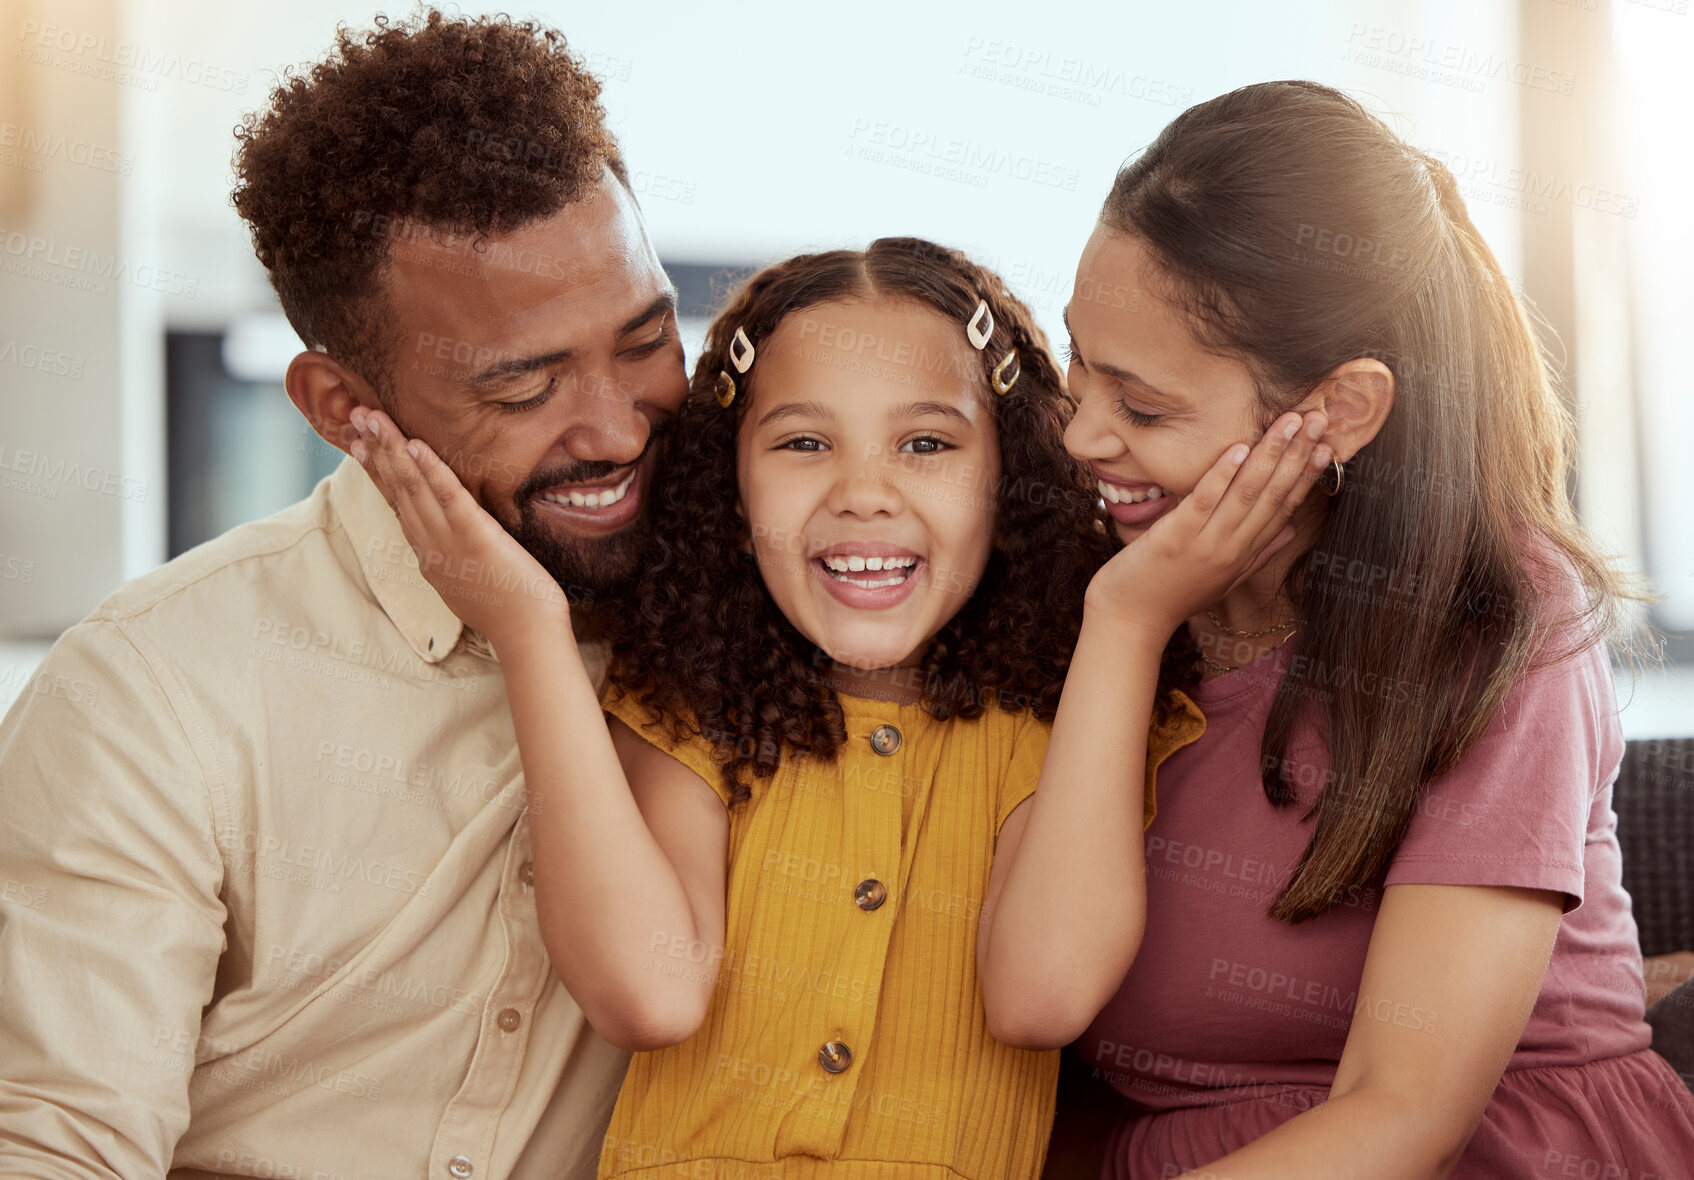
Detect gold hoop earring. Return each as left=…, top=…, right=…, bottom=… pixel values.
left=1324, top=457, right=1344, bottom=497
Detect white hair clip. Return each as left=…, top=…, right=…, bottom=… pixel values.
left=715, top=325, right=757, bottom=409
left=965, top=299, right=994, bottom=350
left=728, top=326, right=756, bottom=373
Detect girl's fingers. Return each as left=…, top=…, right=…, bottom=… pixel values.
left=1204, top=411, right=1305, bottom=538
left=357, top=408, right=451, bottom=539
left=1182, top=441, right=1252, bottom=522
left=1235, top=411, right=1327, bottom=550
left=1249, top=440, right=1331, bottom=554
left=408, top=436, right=485, bottom=531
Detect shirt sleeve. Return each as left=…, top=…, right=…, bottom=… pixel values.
left=996, top=713, right=1052, bottom=836
left=601, top=685, right=735, bottom=808
left=0, top=619, right=227, bottom=1178
left=1384, top=641, right=1616, bottom=912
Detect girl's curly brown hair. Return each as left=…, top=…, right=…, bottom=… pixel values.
left=611, top=237, right=1199, bottom=802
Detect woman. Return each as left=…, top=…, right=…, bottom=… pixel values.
left=1061, top=80, right=1694, bottom=1178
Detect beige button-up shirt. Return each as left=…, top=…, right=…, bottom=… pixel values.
left=0, top=456, right=629, bottom=1179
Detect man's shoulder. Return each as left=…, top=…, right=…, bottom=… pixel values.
left=87, top=476, right=347, bottom=636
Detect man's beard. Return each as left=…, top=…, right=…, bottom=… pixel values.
left=485, top=422, right=669, bottom=614
left=499, top=501, right=652, bottom=610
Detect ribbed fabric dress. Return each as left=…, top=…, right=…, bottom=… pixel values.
left=597, top=687, right=1206, bottom=1179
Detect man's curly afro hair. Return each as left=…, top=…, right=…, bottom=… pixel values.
left=232, top=9, right=628, bottom=397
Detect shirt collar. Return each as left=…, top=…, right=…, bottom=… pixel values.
left=327, top=454, right=466, bottom=665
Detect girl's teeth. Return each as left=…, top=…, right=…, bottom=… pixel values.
left=819, top=554, right=918, bottom=585
left=1097, top=480, right=1168, bottom=505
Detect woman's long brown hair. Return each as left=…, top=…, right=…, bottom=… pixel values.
left=611, top=237, right=1195, bottom=803
left=1102, top=81, right=1652, bottom=922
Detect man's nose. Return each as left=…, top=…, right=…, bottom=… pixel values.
left=556, top=368, right=648, bottom=465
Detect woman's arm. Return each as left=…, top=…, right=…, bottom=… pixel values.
left=1173, top=883, right=1564, bottom=1180
left=977, top=411, right=1329, bottom=1049
left=350, top=408, right=728, bottom=1051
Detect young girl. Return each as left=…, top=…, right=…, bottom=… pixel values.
left=1060, top=82, right=1694, bottom=1177
left=349, top=237, right=1330, bottom=1177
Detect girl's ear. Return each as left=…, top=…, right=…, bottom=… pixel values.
left=1303, top=358, right=1395, bottom=463
left=735, top=496, right=753, bottom=555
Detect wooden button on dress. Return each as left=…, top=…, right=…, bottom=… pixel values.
left=855, top=879, right=887, bottom=911
left=869, top=725, right=901, bottom=756
left=819, top=1040, right=854, bottom=1073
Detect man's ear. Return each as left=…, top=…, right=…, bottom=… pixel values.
left=285, top=350, right=382, bottom=456
left=1299, top=357, right=1395, bottom=463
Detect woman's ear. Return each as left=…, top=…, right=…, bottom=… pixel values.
left=1302, top=358, right=1395, bottom=463
left=286, top=350, right=381, bottom=455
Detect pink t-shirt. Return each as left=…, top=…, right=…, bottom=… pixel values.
left=1079, top=630, right=1694, bottom=1178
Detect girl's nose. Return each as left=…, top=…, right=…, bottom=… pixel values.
left=827, top=449, right=905, bottom=519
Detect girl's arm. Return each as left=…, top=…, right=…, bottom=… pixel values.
left=1169, top=883, right=1563, bottom=1180
left=977, top=411, right=1330, bottom=1049
left=350, top=409, right=727, bottom=1051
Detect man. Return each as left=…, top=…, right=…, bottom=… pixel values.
left=0, top=11, right=687, bottom=1178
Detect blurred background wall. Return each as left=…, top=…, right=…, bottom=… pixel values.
left=1, top=0, right=1689, bottom=733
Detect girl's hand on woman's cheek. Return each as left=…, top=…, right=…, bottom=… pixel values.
left=1084, top=410, right=1330, bottom=636
left=349, top=406, right=568, bottom=645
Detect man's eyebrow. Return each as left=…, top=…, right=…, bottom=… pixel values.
left=755, top=400, right=834, bottom=428
left=1061, top=305, right=1180, bottom=403
left=467, top=349, right=572, bottom=389
left=618, top=290, right=677, bottom=337
left=465, top=290, right=680, bottom=389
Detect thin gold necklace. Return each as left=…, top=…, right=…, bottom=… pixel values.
left=1204, top=606, right=1299, bottom=639
left=1198, top=624, right=1300, bottom=677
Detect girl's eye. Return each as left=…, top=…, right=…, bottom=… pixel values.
left=1113, top=399, right=1161, bottom=428
left=899, top=435, right=952, bottom=455
left=775, top=436, right=827, bottom=452
left=498, top=374, right=558, bottom=412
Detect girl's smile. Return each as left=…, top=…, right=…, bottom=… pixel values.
left=735, top=296, right=1000, bottom=673
left=811, top=544, right=925, bottom=608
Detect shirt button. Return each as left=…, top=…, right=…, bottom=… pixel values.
left=519, top=860, right=534, bottom=886
left=497, top=1007, right=522, bottom=1032
left=869, top=724, right=901, bottom=756
left=819, top=1040, right=853, bottom=1073
left=447, top=1157, right=474, bottom=1179
left=854, top=879, right=887, bottom=911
